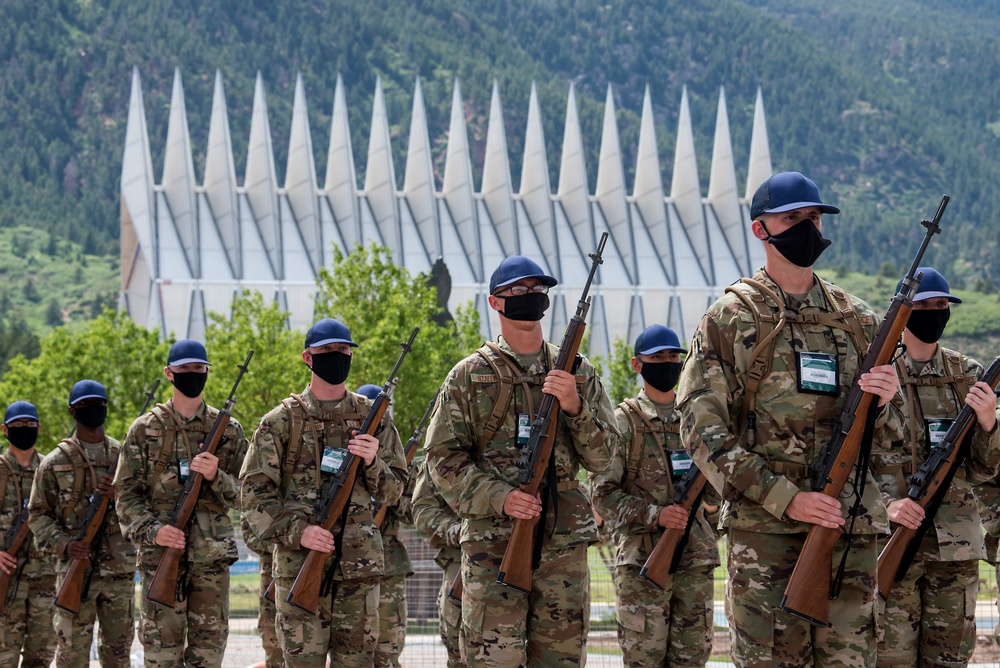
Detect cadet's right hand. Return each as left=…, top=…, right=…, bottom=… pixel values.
left=657, top=504, right=689, bottom=530
left=0, top=550, right=16, bottom=574
left=503, top=490, right=542, bottom=520
left=785, top=491, right=845, bottom=529
left=96, top=473, right=115, bottom=499
left=887, top=498, right=925, bottom=530
left=66, top=540, right=91, bottom=561
left=154, top=525, right=186, bottom=550
left=301, top=525, right=335, bottom=554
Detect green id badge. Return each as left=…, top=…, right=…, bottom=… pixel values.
left=517, top=413, right=531, bottom=446
left=925, top=418, right=954, bottom=452
left=320, top=446, right=348, bottom=475
left=668, top=450, right=693, bottom=481
left=797, top=352, right=839, bottom=396
left=177, top=458, right=190, bottom=482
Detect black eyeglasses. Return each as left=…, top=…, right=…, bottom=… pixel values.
left=7, top=420, right=39, bottom=428
left=495, top=285, right=550, bottom=297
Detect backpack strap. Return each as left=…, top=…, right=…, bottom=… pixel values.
left=473, top=342, right=538, bottom=459
left=148, top=404, right=181, bottom=491
left=55, top=438, right=97, bottom=522
left=280, top=394, right=307, bottom=499
left=0, top=455, right=15, bottom=511
left=941, top=350, right=974, bottom=403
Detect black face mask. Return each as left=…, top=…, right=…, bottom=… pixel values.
left=73, top=404, right=107, bottom=430
left=171, top=371, right=208, bottom=399
left=907, top=308, right=951, bottom=344
left=762, top=219, right=832, bottom=268
left=6, top=426, right=38, bottom=450
left=499, top=293, right=550, bottom=321
left=640, top=361, right=683, bottom=393
left=310, top=351, right=352, bottom=386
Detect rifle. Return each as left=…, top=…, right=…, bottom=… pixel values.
left=0, top=499, right=30, bottom=615
left=56, top=378, right=161, bottom=614
left=146, top=350, right=254, bottom=607
left=780, top=195, right=948, bottom=626
left=640, top=465, right=708, bottom=590
left=496, top=232, right=609, bottom=593
left=373, top=388, right=440, bottom=528
left=286, top=328, right=419, bottom=615
left=877, top=356, right=1000, bottom=599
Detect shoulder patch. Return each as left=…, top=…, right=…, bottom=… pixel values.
left=472, top=374, right=497, bottom=383
left=52, top=464, right=75, bottom=472
left=858, top=314, right=874, bottom=326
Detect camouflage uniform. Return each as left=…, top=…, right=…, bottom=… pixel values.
left=411, top=458, right=465, bottom=667
left=876, top=348, right=1000, bottom=667
left=590, top=391, right=719, bottom=667
left=677, top=270, right=902, bottom=668
left=28, top=435, right=137, bottom=667
left=240, top=387, right=407, bottom=668
left=0, top=447, right=56, bottom=668
left=114, top=400, right=247, bottom=668
left=376, top=465, right=415, bottom=668
left=424, top=337, right=616, bottom=667
left=240, top=513, right=280, bottom=668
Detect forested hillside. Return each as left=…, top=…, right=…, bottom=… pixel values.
left=1, top=0, right=998, bottom=339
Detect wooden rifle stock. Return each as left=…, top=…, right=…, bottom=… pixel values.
left=876, top=356, right=1000, bottom=600
left=147, top=351, right=254, bottom=608
left=781, top=195, right=948, bottom=626
left=0, top=500, right=30, bottom=615
left=286, top=328, right=419, bottom=615
left=640, top=467, right=707, bottom=590
left=497, top=233, right=608, bottom=593
left=373, top=389, right=439, bottom=528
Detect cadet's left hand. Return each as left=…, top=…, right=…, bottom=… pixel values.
left=96, top=473, right=115, bottom=499
left=859, top=364, right=899, bottom=407
left=349, top=432, right=379, bottom=467
left=190, top=451, right=219, bottom=481
left=544, top=369, right=582, bottom=417
left=967, top=381, right=998, bottom=432
left=657, top=504, right=689, bottom=530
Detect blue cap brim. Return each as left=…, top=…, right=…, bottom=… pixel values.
left=638, top=344, right=687, bottom=356
left=5, top=412, right=37, bottom=423
left=70, top=394, right=106, bottom=404
left=763, top=202, right=840, bottom=215
left=493, top=274, right=558, bottom=293
left=308, top=338, right=359, bottom=348
left=169, top=358, right=212, bottom=366
left=913, top=291, right=962, bottom=304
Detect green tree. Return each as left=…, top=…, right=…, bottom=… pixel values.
left=313, top=244, right=481, bottom=435
left=591, top=336, right=640, bottom=405
left=0, top=309, right=169, bottom=453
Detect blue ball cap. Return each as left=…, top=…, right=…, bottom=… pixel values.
left=69, top=380, right=108, bottom=406
left=304, top=318, right=358, bottom=349
left=634, top=324, right=686, bottom=356
left=750, top=172, right=841, bottom=220
left=489, top=256, right=558, bottom=295
left=4, top=400, right=39, bottom=425
left=168, top=339, right=211, bottom=367
left=355, top=384, right=381, bottom=401
left=897, top=267, right=963, bottom=304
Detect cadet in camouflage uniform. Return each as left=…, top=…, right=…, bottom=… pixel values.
left=676, top=172, right=903, bottom=668
left=356, top=383, right=415, bottom=668
left=411, top=457, right=465, bottom=667
left=590, top=325, right=719, bottom=668
left=239, top=512, right=280, bottom=668
left=0, top=401, right=57, bottom=668
left=240, top=318, right=407, bottom=668
left=29, top=380, right=136, bottom=668
left=874, top=268, right=1000, bottom=668
left=114, top=339, right=248, bottom=668
left=424, top=256, right=617, bottom=667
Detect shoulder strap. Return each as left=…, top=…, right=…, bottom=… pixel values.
left=619, top=400, right=647, bottom=493
left=475, top=342, right=518, bottom=455
left=817, top=282, right=870, bottom=360
left=942, top=350, right=973, bottom=402
left=55, top=439, right=95, bottom=518
left=0, top=456, right=14, bottom=510
left=280, top=394, right=307, bottom=496
left=149, top=404, right=180, bottom=490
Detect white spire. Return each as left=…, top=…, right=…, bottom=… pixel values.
left=556, top=84, right=595, bottom=271
left=481, top=80, right=516, bottom=256
left=595, top=84, right=634, bottom=282
left=441, top=79, right=481, bottom=281
left=325, top=74, right=360, bottom=252
left=670, top=86, right=711, bottom=283
left=285, top=73, right=320, bottom=271
left=402, top=77, right=439, bottom=261
left=162, top=68, right=198, bottom=277
left=632, top=84, right=674, bottom=283
left=707, top=87, right=750, bottom=275
left=120, top=66, right=156, bottom=320
left=745, top=87, right=773, bottom=201
left=363, top=76, right=401, bottom=262
left=519, top=82, right=558, bottom=275
left=244, top=72, right=281, bottom=278
left=203, top=70, right=240, bottom=278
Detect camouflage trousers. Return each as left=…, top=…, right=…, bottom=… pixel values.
left=727, top=529, right=879, bottom=668
left=257, top=552, right=281, bottom=668
left=275, top=573, right=380, bottom=667
left=138, top=558, right=230, bottom=668
left=375, top=571, right=408, bottom=667
left=54, top=569, right=135, bottom=668
left=613, top=563, right=715, bottom=667
left=461, top=539, right=590, bottom=668
left=438, top=555, right=466, bottom=667
left=0, top=568, right=56, bottom=668
left=877, top=557, right=978, bottom=667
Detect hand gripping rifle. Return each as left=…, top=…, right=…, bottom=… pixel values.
left=780, top=195, right=949, bottom=626
left=877, top=356, right=1000, bottom=599
left=640, top=465, right=708, bottom=590
left=286, top=327, right=419, bottom=615
left=146, top=350, right=254, bottom=607
left=56, top=379, right=161, bottom=614
left=0, top=499, right=30, bottom=615
left=373, top=388, right=440, bottom=528
left=496, top=232, right=609, bottom=593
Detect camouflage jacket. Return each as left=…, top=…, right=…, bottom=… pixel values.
left=240, top=386, right=407, bottom=581
left=28, top=435, right=135, bottom=576
left=380, top=456, right=416, bottom=578
left=1, top=448, right=47, bottom=576
left=590, top=391, right=719, bottom=569
left=875, top=348, right=1000, bottom=561
left=423, top=337, right=616, bottom=547
left=411, top=458, right=462, bottom=569
left=677, top=270, right=901, bottom=535
left=113, top=399, right=247, bottom=566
